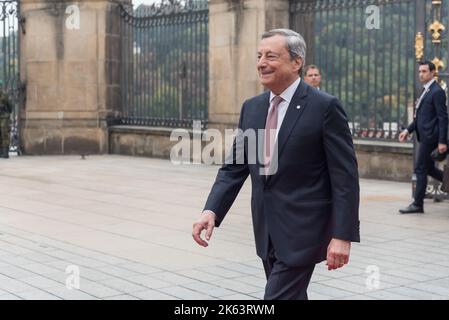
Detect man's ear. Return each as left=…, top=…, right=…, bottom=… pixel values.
left=295, top=57, right=303, bottom=73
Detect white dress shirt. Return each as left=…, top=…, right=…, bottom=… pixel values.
left=404, top=78, right=435, bottom=135
left=415, top=78, right=435, bottom=110
left=268, top=77, right=301, bottom=140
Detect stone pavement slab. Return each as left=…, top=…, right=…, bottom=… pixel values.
left=1, top=155, right=449, bottom=300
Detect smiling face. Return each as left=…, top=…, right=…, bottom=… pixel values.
left=257, top=35, right=302, bottom=95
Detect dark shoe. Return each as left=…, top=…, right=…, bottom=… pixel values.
left=399, top=204, right=424, bottom=214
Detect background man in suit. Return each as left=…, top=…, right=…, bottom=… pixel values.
left=399, top=61, right=449, bottom=214
left=192, top=29, right=360, bottom=300
left=303, top=64, right=322, bottom=90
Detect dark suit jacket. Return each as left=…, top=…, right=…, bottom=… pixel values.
left=407, top=81, right=448, bottom=146
left=204, top=81, right=360, bottom=267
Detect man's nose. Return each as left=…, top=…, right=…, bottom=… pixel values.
left=257, top=57, right=267, bottom=68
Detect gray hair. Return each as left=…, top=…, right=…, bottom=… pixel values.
left=261, top=29, right=306, bottom=74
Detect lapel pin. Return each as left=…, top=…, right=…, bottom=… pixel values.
left=296, top=105, right=301, bottom=110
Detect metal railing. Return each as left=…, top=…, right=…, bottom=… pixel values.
left=117, top=0, right=209, bottom=129
left=291, top=0, right=416, bottom=140
left=0, top=0, right=22, bottom=154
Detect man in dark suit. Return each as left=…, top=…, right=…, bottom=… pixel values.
left=399, top=61, right=449, bottom=214
left=192, top=29, right=360, bottom=300
left=303, top=64, right=322, bottom=90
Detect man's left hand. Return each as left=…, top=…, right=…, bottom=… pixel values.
left=438, top=143, right=448, bottom=154
left=326, top=238, right=351, bottom=271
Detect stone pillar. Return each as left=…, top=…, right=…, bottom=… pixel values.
left=20, top=0, right=127, bottom=154
left=208, top=0, right=290, bottom=130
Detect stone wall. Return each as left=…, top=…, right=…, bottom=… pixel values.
left=110, top=126, right=177, bottom=159
left=109, top=126, right=415, bottom=182
left=20, top=0, right=126, bottom=154
left=354, top=140, right=414, bottom=182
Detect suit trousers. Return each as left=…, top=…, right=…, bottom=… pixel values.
left=262, top=239, right=315, bottom=300
left=414, top=142, right=444, bottom=207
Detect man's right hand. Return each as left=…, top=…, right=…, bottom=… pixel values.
left=438, top=143, right=448, bottom=154
left=192, top=210, right=216, bottom=247
left=399, top=130, right=409, bottom=142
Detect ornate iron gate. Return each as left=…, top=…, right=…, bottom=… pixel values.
left=415, top=0, right=449, bottom=200
left=117, top=0, right=209, bottom=129
left=0, top=0, right=23, bottom=155
left=290, top=0, right=416, bottom=141
left=290, top=0, right=448, bottom=200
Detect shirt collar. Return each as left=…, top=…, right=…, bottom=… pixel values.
left=423, top=78, right=435, bottom=91
left=270, top=78, right=301, bottom=105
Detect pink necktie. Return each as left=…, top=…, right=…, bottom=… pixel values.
left=264, top=96, right=283, bottom=175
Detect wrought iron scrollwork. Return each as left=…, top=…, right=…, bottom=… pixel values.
left=124, top=0, right=208, bottom=18
left=120, top=0, right=208, bottom=28
left=290, top=0, right=415, bottom=13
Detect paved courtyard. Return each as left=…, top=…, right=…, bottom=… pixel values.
left=0, top=155, right=449, bottom=300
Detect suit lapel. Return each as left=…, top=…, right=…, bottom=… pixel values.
left=275, top=81, right=309, bottom=162
left=417, top=81, right=436, bottom=111
left=263, top=81, right=309, bottom=183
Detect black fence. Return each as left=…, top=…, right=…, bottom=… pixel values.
left=291, top=0, right=416, bottom=140
left=118, top=0, right=209, bottom=129
left=0, top=0, right=21, bottom=153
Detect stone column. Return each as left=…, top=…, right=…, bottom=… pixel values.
left=208, top=0, right=290, bottom=130
left=20, top=0, right=127, bottom=154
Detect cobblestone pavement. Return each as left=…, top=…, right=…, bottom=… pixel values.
left=0, top=155, right=449, bottom=300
